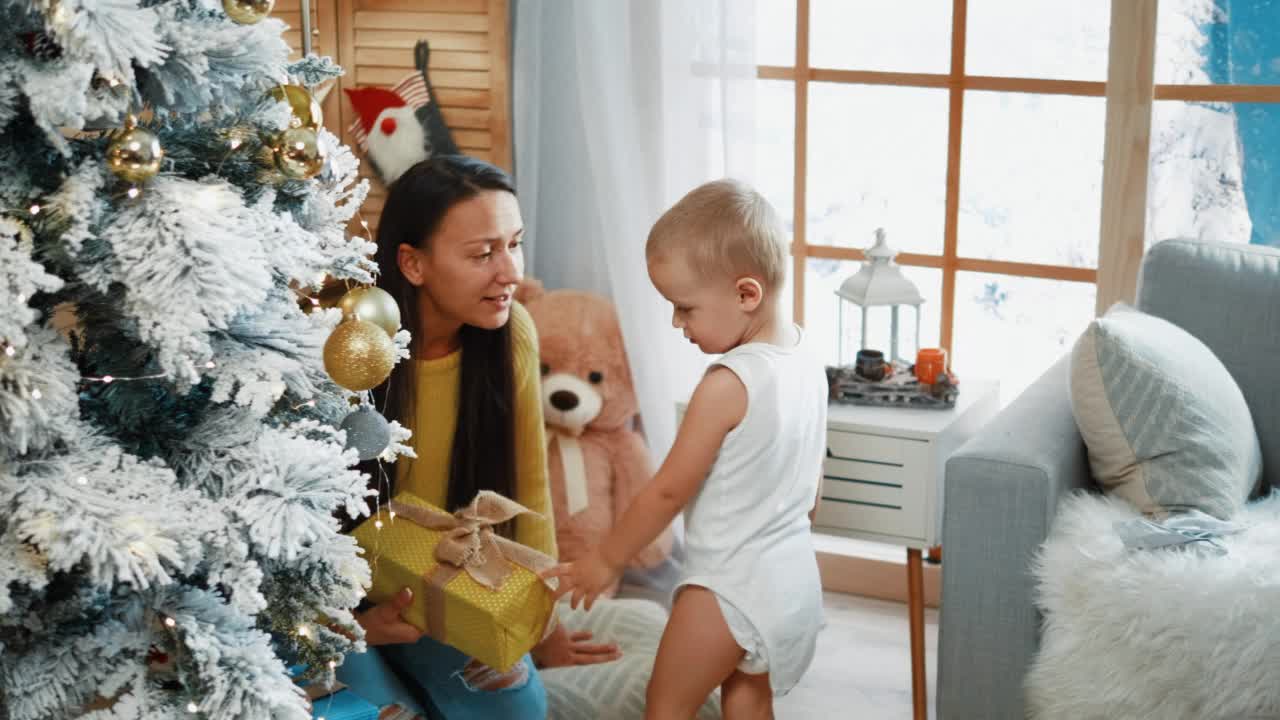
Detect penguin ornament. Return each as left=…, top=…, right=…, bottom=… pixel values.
left=344, top=39, right=459, bottom=186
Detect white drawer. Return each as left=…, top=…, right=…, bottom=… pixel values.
left=821, top=474, right=904, bottom=507
left=819, top=430, right=927, bottom=539
left=826, top=429, right=907, bottom=466
left=823, top=455, right=906, bottom=487
left=815, top=495, right=925, bottom=540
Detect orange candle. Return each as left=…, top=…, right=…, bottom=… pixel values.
left=915, top=348, right=947, bottom=385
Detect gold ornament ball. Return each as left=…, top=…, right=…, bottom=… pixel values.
left=106, top=126, right=163, bottom=184
left=223, top=0, right=274, bottom=24
left=268, top=85, right=323, bottom=130
left=324, top=319, right=397, bottom=392
left=273, top=126, right=325, bottom=180
left=337, top=287, right=401, bottom=338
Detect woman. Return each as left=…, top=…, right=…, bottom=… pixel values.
left=339, top=156, right=619, bottom=719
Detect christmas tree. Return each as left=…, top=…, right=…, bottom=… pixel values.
left=0, top=1, right=413, bottom=717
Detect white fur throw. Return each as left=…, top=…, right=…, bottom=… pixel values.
left=1027, top=491, right=1280, bottom=720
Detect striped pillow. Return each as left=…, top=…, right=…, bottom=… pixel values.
left=1069, top=304, right=1262, bottom=520
left=542, top=599, right=721, bottom=720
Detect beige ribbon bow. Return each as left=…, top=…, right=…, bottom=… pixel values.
left=387, top=491, right=556, bottom=643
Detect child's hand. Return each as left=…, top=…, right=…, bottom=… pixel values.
left=542, top=549, right=623, bottom=612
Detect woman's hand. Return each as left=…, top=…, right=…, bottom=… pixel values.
left=530, top=621, right=621, bottom=669
left=355, top=587, right=425, bottom=647
left=542, top=548, right=624, bottom=612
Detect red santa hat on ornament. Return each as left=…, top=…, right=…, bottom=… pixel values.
left=344, top=72, right=431, bottom=152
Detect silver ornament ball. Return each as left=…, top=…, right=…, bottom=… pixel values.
left=340, top=405, right=392, bottom=461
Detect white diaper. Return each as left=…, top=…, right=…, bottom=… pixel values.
left=714, top=594, right=769, bottom=676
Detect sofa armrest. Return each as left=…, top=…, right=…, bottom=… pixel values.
left=936, top=355, right=1092, bottom=720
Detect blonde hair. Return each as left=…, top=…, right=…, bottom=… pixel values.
left=646, top=179, right=788, bottom=291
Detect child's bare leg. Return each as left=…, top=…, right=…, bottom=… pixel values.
left=645, top=586, right=743, bottom=719
left=722, top=670, right=773, bottom=720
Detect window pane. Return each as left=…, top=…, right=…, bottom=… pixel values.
left=803, top=259, right=942, bottom=368
left=1157, top=0, right=1280, bottom=84
left=952, top=273, right=1096, bottom=403
left=807, top=83, right=949, bottom=255
left=757, top=0, right=796, bottom=67
left=809, top=0, right=951, bottom=74
left=757, top=79, right=796, bottom=233
left=1147, top=100, right=1271, bottom=246
left=958, top=91, right=1106, bottom=267
left=966, top=0, right=1111, bottom=81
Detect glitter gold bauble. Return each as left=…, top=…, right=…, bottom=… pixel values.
left=337, top=287, right=400, bottom=338
left=324, top=320, right=396, bottom=392
left=106, top=126, right=163, bottom=183
left=273, top=126, right=325, bottom=180
left=223, top=0, right=274, bottom=24
left=268, top=85, right=322, bottom=130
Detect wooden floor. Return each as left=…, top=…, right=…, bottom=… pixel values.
left=775, top=592, right=939, bottom=720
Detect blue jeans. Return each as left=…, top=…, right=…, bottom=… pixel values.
left=337, top=635, right=547, bottom=720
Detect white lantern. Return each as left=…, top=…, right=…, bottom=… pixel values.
left=834, top=228, right=924, bottom=366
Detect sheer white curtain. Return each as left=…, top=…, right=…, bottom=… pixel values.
left=513, top=0, right=759, bottom=462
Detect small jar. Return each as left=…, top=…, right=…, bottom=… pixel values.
left=915, top=348, right=947, bottom=385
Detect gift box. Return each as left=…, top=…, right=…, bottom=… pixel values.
left=350, top=491, right=557, bottom=672
left=291, top=667, right=378, bottom=720
left=305, top=686, right=378, bottom=720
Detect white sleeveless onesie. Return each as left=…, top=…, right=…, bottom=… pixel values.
left=675, top=327, right=827, bottom=695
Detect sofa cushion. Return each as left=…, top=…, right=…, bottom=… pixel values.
left=1069, top=304, right=1262, bottom=519
left=1137, top=239, right=1280, bottom=494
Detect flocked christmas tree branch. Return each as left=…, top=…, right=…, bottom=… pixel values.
left=0, top=0, right=411, bottom=717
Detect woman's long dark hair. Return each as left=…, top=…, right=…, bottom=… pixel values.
left=356, top=155, right=518, bottom=532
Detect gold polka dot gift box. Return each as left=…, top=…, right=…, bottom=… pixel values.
left=351, top=491, right=558, bottom=672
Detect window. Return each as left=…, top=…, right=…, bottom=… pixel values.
left=1148, top=0, right=1280, bottom=249
left=761, top=0, right=1108, bottom=400
left=762, top=0, right=1280, bottom=401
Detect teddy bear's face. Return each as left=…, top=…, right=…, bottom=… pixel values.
left=525, top=291, right=638, bottom=436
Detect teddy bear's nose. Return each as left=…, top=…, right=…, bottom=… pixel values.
left=549, top=390, right=580, bottom=411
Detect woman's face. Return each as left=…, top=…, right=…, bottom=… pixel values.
left=401, top=190, right=524, bottom=332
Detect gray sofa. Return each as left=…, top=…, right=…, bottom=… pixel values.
left=936, top=239, right=1280, bottom=719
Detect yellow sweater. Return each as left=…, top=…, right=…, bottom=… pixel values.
left=395, top=302, right=557, bottom=558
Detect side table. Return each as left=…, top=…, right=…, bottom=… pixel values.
left=817, top=380, right=998, bottom=720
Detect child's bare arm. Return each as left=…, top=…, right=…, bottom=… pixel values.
left=599, top=366, right=746, bottom=570
left=545, top=367, right=746, bottom=609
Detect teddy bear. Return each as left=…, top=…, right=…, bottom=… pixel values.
left=517, top=279, right=673, bottom=595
